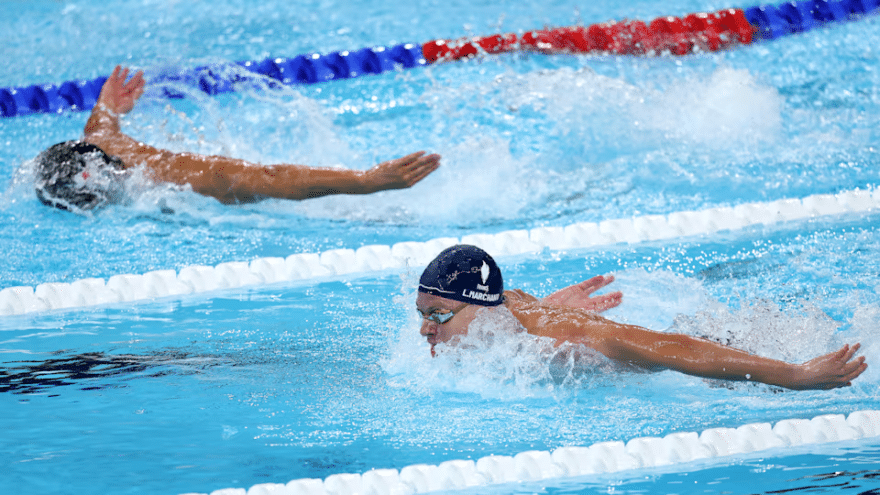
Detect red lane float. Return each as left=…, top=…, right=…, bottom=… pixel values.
left=422, top=8, right=753, bottom=62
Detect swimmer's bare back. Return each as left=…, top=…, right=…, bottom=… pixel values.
left=84, top=66, right=441, bottom=204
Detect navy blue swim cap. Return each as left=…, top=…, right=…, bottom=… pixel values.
left=34, top=141, right=126, bottom=212
left=418, top=244, right=504, bottom=306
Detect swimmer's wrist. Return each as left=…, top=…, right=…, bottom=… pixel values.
left=357, top=169, right=380, bottom=194
left=784, top=363, right=812, bottom=390
left=755, top=362, right=798, bottom=389
left=95, top=102, right=119, bottom=117
left=85, top=101, right=122, bottom=135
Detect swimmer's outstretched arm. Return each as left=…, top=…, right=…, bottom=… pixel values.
left=84, top=65, right=441, bottom=203
left=137, top=149, right=441, bottom=203
left=505, top=300, right=867, bottom=390
left=592, top=325, right=867, bottom=390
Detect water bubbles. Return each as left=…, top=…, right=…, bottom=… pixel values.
left=670, top=298, right=839, bottom=364
left=385, top=302, right=624, bottom=399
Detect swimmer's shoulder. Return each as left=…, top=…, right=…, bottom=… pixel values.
left=504, top=294, right=617, bottom=344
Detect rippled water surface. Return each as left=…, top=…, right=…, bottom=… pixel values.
left=2, top=0, right=880, bottom=494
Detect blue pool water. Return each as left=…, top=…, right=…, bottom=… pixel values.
left=2, top=0, right=880, bottom=494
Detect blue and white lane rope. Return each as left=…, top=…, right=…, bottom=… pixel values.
left=184, top=409, right=880, bottom=495
left=1, top=187, right=878, bottom=317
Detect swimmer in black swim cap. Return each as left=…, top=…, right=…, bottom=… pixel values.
left=415, top=244, right=867, bottom=390
left=34, top=65, right=441, bottom=212
left=34, top=140, right=126, bottom=212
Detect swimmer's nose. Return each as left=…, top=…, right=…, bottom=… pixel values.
left=419, top=319, right=437, bottom=337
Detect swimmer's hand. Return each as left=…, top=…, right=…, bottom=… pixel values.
left=97, top=65, right=145, bottom=115
left=543, top=275, right=623, bottom=313
left=788, top=344, right=867, bottom=390
left=361, top=151, right=441, bottom=192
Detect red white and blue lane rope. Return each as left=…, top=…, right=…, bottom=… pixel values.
left=1, top=0, right=877, bottom=119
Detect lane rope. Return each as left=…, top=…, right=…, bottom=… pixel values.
left=2, top=187, right=877, bottom=317
left=183, top=409, right=880, bottom=495
left=6, top=6, right=879, bottom=494
left=3, top=0, right=878, bottom=119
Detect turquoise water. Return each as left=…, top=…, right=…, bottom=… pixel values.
left=2, top=0, right=880, bottom=494
left=3, top=1, right=880, bottom=287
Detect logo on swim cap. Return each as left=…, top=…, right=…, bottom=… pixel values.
left=418, top=244, right=504, bottom=307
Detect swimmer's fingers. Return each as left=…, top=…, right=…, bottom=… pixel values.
left=109, top=65, right=123, bottom=84
left=823, top=352, right=866, bottom=389
left=111, top=66, right=134, bottom=92
left=838, top=343, right=867, bottom=385
left=364, top=151, right=440, bottom=191
left=550, top=276, right=619, bottom=312
left=400, top=152, right=440, bottom=186
left=99, top=65, right=145, bottom=114
left=842, top=342, right=861, bottom=362
left=584, top=291, right=623, bottom=313
left=841, top=358, right=868, bottom=387
left=97, top=66, right=125, bottom=112
left=117, top=66, right=145, bottom=101
left=123, top=70, right=146, bottom=99
left=386, top=151, right=440, bottom=187
left=102, top=66, right=124, bottom=94
left=393, top=151, right=437, bottom=170
left=797, top=343, right=868, bottom=389
left=543, top=284, right=622, bottom=313
left=577, top=275, right=616, bottom=295
left=393, top=150, right=427, bottom=165
left=544, top=280, right=601, bottom=307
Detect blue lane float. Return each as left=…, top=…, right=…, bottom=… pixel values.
left=0, top=77, right=107, bottom=118
left=191, top=43, right=426, bottom=96
left=744, top=0, right=879, bottom=39
left=1, top=0, right=878, bottom=119
left=0, top=44, right=425, bottom=118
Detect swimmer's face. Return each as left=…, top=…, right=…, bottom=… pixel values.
left=416, top=292, right=480, bottom=352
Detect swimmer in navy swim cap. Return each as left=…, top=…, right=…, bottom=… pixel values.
left=34, top=65, right=441, bottom=211
left=416, top=244, right=867, bottom=391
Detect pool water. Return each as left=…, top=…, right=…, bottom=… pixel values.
left=2, top=0, right=880, bottom=494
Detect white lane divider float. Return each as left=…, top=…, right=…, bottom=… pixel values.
left=183, top=410, right=880, bottom=495
left=2, top=188, right=878, bottom=317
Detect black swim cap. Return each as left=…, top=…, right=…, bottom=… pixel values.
left=34, top=141, right=125, bottom=212
left=418, top=244, right=504, bottom=306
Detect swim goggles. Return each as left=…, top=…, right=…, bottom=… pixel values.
left=417, top=303, right=468, bottom=324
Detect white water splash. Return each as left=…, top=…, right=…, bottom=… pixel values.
left=635, top=66, right=783, bottom=146
left=383, top=302, right=617, bottom=399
